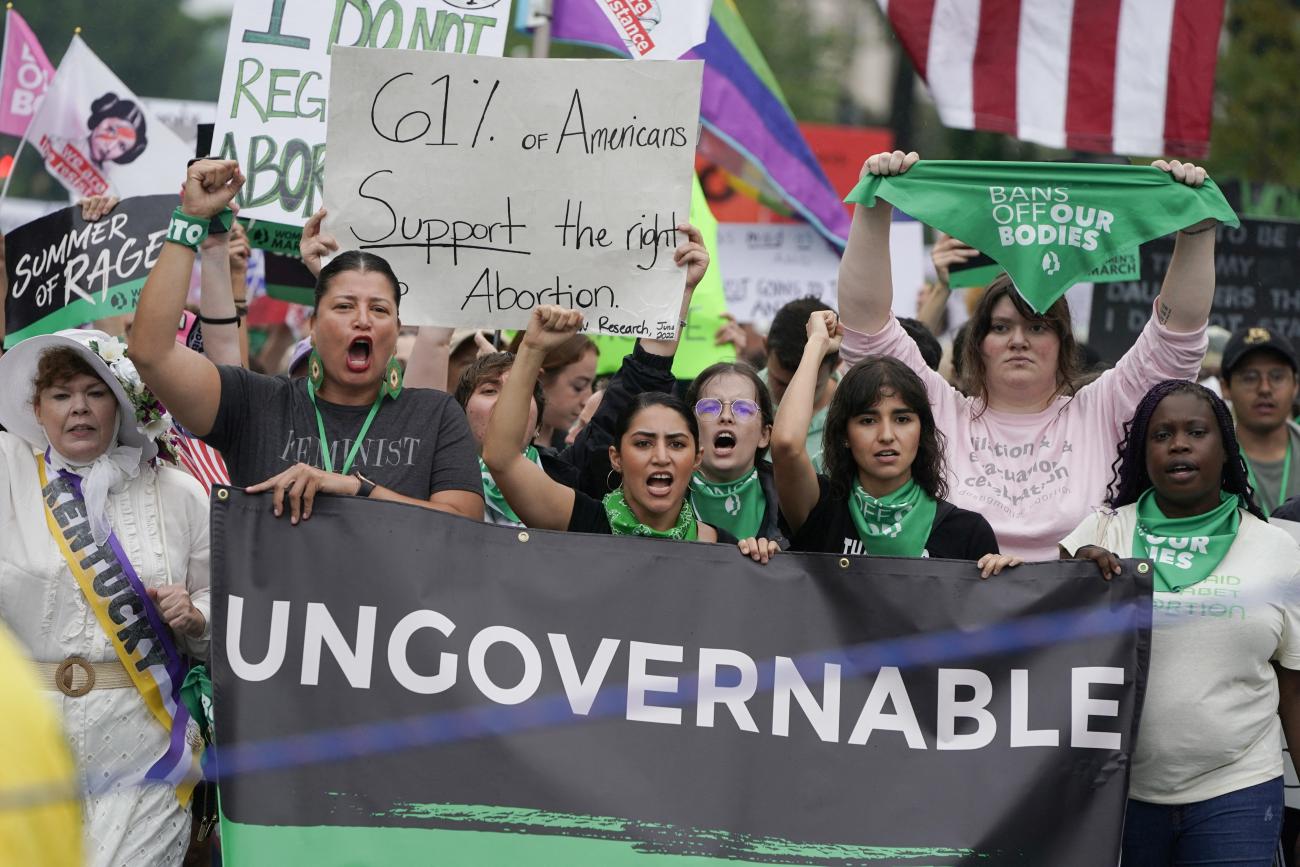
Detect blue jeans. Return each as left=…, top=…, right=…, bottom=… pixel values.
left=1122, top=776, right=1284, bottom=866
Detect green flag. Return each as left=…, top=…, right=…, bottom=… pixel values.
left=845, top=161, right=1240, bottom=313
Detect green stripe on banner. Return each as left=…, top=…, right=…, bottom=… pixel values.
left=220, top=806, right=976, bottom=866
left=3, top=277, right=148, bottom=348
left=264, top=283, right=315, bottom=306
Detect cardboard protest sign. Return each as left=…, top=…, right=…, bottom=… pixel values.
left=1088, top=218, right=1300, bottom=364
left=4, top=195, right=173, bottom=348
left=716, top=220, right=925, bottom=329
left=325, top=48, right=704, bottom=336
left=212, top=489, right=1151, bottom=866
left=590, top=176, right=734, bottom=378
left=213, top=0, right=511, bottom=227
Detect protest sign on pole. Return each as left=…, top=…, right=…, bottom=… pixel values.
left=26, top=38, right=192, bottom=200
left=212, top=489, right=1151, bottom=866
left=1088, top=219, right=1300, bottom=364
left=3, top=195, right=173, bottom=348
left=324, top=48, right=704, bottom=335
left=213, top=0, right=512, bottom=228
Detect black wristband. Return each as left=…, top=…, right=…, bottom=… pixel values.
left=1178, top=224, right=1216, bottom=236
left=198, top=313, right=241, bottom=325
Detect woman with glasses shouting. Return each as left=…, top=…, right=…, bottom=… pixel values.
left=682, top=363, right=782, bottom=544
left=772, top=310, right=1015, bottom=576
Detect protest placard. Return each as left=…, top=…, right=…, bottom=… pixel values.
left=716, top=220, right=925, bottom=328
left=213, top=0, right=511, bottom=227
left=212, top=489, right=1150, bottom=867
left=324, top=47, right=704, bottom=335
left=3, top=195, right=173, bottom=348
left=1088, top=218, right=1300, bottom=363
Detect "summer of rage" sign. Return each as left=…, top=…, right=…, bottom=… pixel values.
left=213, top=0, right=511, bottom=227
left=324, top=48, right=704, bottom=335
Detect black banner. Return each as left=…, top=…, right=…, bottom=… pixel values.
left=3, top=195, right=174, bottom=349
left=1088, top=218, right=1300, bottom=364
left=211, top=489, right=1152, bottom=866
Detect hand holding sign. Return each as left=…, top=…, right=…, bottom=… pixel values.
left=299, top=208, right=340, bottom=278
left=183, top=160, right=245, bottom=219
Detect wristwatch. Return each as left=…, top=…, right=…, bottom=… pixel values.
left=353, top=471, right=377, bottom=498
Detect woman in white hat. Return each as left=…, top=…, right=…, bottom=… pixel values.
left=0, top=329, right=209, bottom=867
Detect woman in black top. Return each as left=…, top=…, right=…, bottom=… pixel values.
left=771, top=310, right=1013, bottom=575
left=483, top=306, right=780, bottom=562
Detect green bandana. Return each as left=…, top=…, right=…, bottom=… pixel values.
left=602, top=489, right=699, bottom=541
left=690, top=469, right=765, bottom=539
left=845, top=161, right=1240, bottom=313
left=479, top=446, right=540, bottom=526
left=848, top=479, right=937, bottom=558
left=1133, top=489, right=1240, bottom=592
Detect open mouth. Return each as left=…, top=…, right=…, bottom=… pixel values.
left=1253, top=401, right=1277, bottom=413
left=712, top=430, right=737, bottom=456
left=1164, top=461, right=1198, bottom=480
left=646, top=472, right=675, bottom=496
left=874, top=449, right=900, bottom=463
left=346, top=337, right=373, bottom=372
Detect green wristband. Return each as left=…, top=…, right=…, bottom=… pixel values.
left=166, top=208, right=210, bottom=249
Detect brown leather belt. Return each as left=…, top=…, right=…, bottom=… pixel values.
left=32, top=656, right=135, bottom=696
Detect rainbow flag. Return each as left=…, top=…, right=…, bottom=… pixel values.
left=540, top=0, right=850, bottom=248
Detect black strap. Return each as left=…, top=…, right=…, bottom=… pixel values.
left=197, top=313, right=241, bottom=325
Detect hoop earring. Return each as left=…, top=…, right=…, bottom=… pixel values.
left=383, top=354, right=403, bottom=399
left=606, top=468, right=621, bottom=492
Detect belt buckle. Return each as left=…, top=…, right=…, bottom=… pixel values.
left=54, top=656, right=95, bottom=697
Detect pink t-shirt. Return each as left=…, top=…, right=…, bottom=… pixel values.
left=840, top=307, right=1207, bottom=561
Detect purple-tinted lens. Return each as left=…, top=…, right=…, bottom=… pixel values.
left=731, top=399, right=760, bottom=419
left=694, top=398, right=723, bottom=417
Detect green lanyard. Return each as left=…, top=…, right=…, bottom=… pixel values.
left=1243, top=440, right=1292, bottom=514
left=307, top=378, right=385, bottom=476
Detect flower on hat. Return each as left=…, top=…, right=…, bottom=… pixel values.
left=86, top=336, right=179, bottom=463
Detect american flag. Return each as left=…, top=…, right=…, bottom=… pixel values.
left=881, top=0, right=1226, bottom=157
left=171, top=427, right=230, bottom=494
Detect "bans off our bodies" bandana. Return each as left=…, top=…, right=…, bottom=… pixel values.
left=845, top=161, right=1240, bottom=313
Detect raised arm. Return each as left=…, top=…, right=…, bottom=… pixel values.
left=482, top=306, right=583, bottom=530
left=837, top=150, right=918, bottom=335
left=771, top=310, right=842, bottom=532
left=1150, top=159, right=1217, bottom=333
left=196, top=224, right=244, bottom=367
left=128, top=160, right=244, bottom=437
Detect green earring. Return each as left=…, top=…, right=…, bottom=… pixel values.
left=383, top=355, right=403, bottom=399
left=307, top=349, right=324, bottom=389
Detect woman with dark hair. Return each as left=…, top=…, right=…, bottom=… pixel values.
left=772, top=310, right=1009, bottom=572
left=483, top=306, right=780, bottom=562
left=86, top=93, right=149, bottom=167
left=506, top=329, right=598, bottom=449
left=128, top=160, right=482, bottom=522
left=1061, top=380, right=1300, bottom=864
left=837, top=151, right=1218, bottom=560
left=684, top=361, right=782, bottom=542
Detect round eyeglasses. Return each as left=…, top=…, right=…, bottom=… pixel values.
left=694, top=398, right=760, bottom=420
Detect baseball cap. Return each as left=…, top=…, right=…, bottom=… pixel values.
left=1222, top=326, right=1298, bottom=379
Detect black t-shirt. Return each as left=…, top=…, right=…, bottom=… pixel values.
left=204, top=366, right=481, bottom=501
left=567, top=490, right=738, bottom=544
left=789, top=476, right=998, bottom=561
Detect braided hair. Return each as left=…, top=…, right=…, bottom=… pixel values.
left=1105, top=379, right=1265, bottom=519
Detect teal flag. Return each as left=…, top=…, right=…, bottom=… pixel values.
left=846, top=161, right=1240, bottom=313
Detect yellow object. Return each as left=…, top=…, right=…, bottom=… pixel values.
left=0, top=623, right=84, bottom=867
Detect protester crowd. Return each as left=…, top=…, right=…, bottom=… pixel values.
left=3, top=151, right=1300, bottom=867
